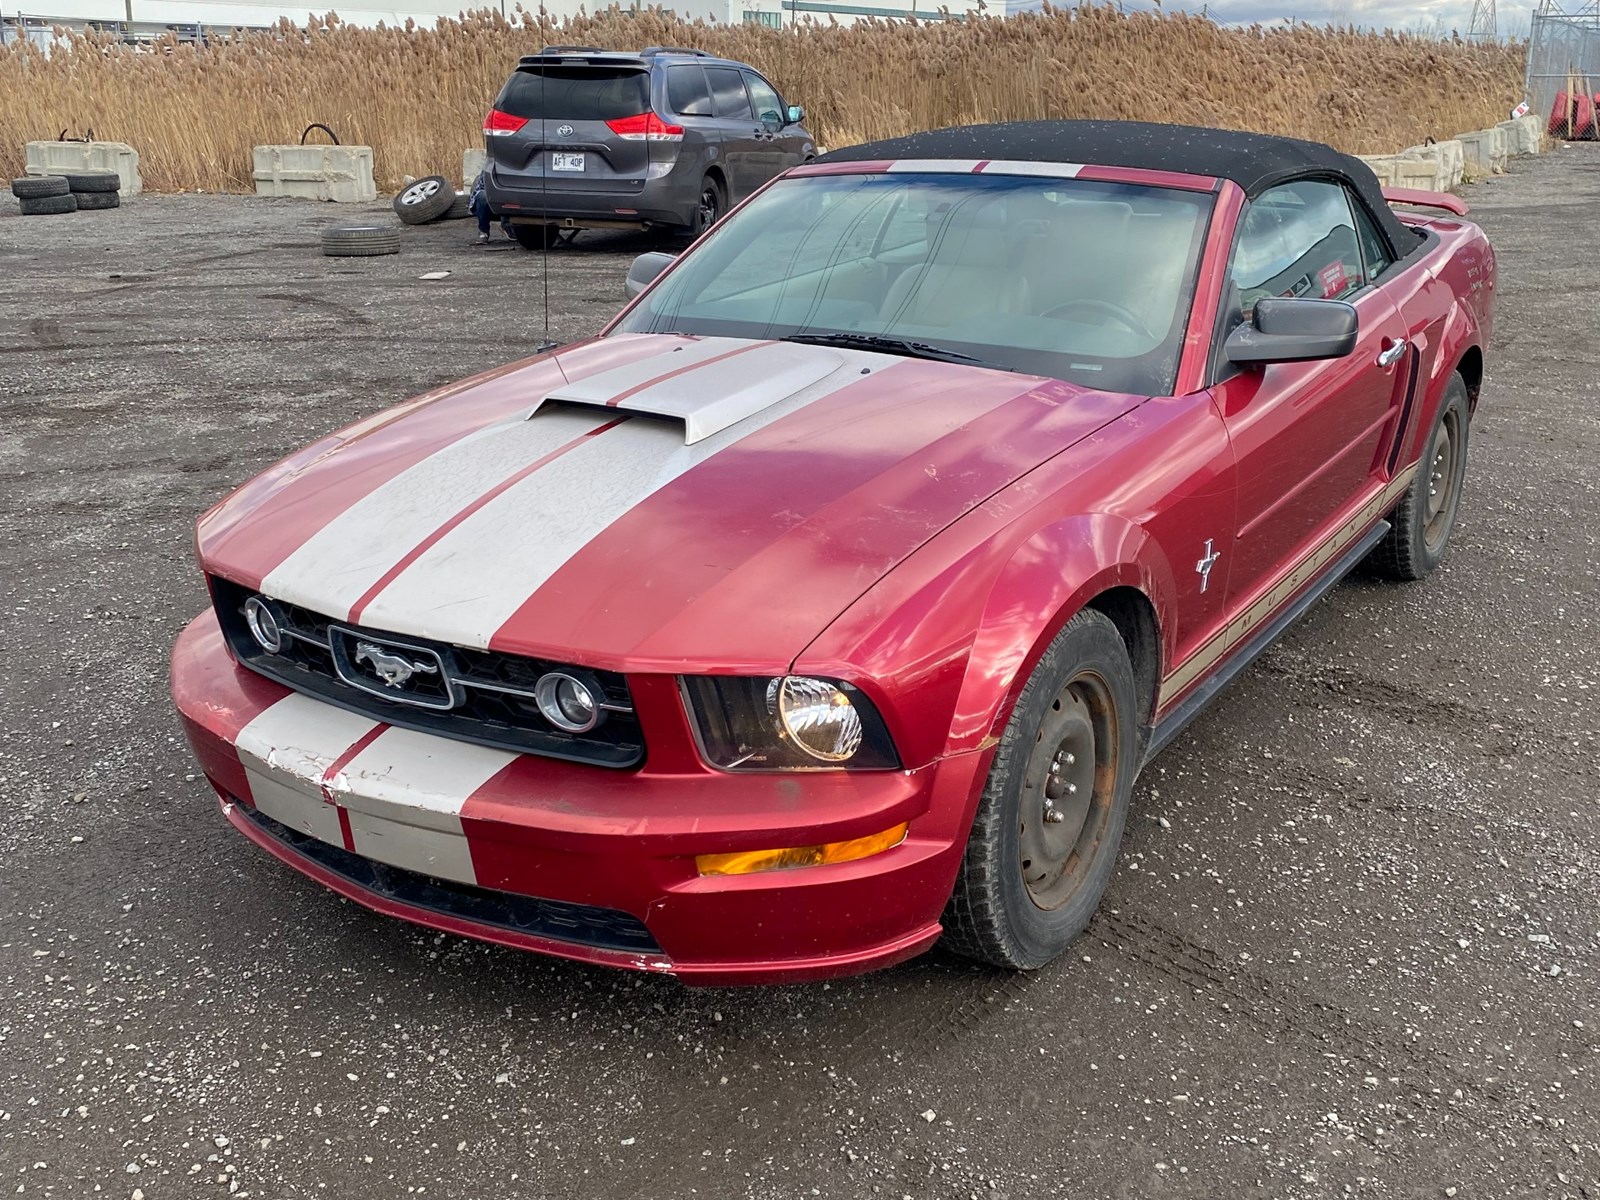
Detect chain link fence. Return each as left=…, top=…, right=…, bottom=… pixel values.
left=1527, top=7, right=1600, bottom=136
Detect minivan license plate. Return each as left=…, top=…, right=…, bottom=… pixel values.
left=551, top=152, right=585, bottom=172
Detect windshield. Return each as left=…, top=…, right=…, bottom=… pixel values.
left=614, top=172, right=1213, bottom=394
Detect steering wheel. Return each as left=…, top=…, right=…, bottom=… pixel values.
left=1042, top=298, right=1156, bottom=343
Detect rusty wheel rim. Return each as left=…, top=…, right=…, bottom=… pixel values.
left=1423, top=406, right=1462, bottom=554
left=1019, top=670, right=1120, bottom=911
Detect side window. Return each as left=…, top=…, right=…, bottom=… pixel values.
left=1227, top=180, right=1366, bottom=327
left=706, top=67, right=754, bottom=121
left=666, top=65, right=712, bottom=118
left=743, top=72, right=783, bottom=128
left=1350, top=194, right=1394, bottom=282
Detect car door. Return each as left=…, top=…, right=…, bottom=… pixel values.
left=1209, top=179, right=1413, bottom=614
left=705, top=65, right=761, bottom=202
left=741, top=71, right=804, bottom=177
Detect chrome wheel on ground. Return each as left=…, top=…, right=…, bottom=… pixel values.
left=392, top=175, right=455, bottom=224
left=944, top=608, right=1138, bottom=970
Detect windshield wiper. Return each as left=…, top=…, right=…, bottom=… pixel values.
left=780, top=332, right=1015, bottom=372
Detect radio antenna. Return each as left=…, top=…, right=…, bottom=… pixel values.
left=539, top=5, right=552, bottom=345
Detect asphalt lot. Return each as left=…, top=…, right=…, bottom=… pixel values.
left=1, top=149, right=1597, bottom=1200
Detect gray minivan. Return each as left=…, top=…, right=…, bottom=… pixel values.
left=482, top=46, right=816, bottom=249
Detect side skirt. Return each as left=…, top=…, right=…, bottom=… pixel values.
left=1141, top=519, right=1391, bottom=766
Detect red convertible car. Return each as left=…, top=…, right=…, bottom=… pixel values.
left=172, top=121, right=1493, bottom=984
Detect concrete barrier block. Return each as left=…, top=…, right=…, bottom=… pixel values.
left=463, top=148, right=486, bottom=188
left=1359, top=154, right=1401, bottom=186
left=1400, top=140, right=1464, bottom=189
left=25, top=141, right=142, bottom=194
left=252, top=145, right=377, bottom=202
left=1457, top=128, right=1508, bottom=176
left=1502, top=115, right=1544, bottom=156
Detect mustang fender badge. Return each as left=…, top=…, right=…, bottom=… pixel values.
left=354, top=640, right=439, bottom=689
left=1195, top=539, right=1221, bottom=593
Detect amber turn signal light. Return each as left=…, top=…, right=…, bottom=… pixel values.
left=695, top=823, right=909, bottom=877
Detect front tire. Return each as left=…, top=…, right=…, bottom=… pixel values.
left=1369, top=374, right=1471, bottom=581
left=943, top=609, right=1138, bottom=969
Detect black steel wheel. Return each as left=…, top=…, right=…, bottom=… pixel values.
left=944, top=608, right=1138, bottom=969
left=392, top=175, right=455, bottom=224
left=1369, top=373, right=1471, bottom=580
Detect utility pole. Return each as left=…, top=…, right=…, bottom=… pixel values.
left=1467, top=0, right=1497, bottom=40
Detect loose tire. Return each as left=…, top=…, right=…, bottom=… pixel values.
left=75, top=191, right=121, bottom=210
left=445, top=192, right=472, bottom=220
left=1369, top=374, right=1471, bottom=581
left=321, top=225, right=401, bottom=257
left=392, top=175, right=455, bottom=225
left=19, top=193, right=78, bottom=216
left=511, top=223, right=560, bottom=251
left=60, top=170, right=120, bottom=193
left=11, top=175, right=69, bottom=200
left=944, top=609, right=1139, bottom=969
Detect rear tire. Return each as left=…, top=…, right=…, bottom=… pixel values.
left=943, top=609, right=1138, bottom=969
left=392, top=175, right=455, bottom=225
left=1368, top=374, right=1470, bottom=581
left=689, top=174, right=724, bottom=240
left=511, top=224, right=560, bottom=251
left=18, top=193, right=78, bottom=215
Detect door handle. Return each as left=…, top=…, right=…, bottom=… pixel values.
left=1377, top=338, right=1408, bottom=368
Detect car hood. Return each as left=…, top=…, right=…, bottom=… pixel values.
left=199, top=334, right=1144, bottom=671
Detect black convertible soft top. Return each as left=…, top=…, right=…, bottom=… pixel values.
left=818, top=120, right=1418, bottom=257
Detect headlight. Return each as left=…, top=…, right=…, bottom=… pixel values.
left=243, top=595, right=283, bottom=653
left=681, top=675, right=899, bottom=771
left=534, top=670, right=602, bottom=733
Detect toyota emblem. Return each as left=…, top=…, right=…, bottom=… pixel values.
left=556, top=124, right=575, bottom=138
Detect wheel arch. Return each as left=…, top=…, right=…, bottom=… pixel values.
left=1454, top=343, right=1484, bottom=415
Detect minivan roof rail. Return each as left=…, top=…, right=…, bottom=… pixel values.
left=539, top=44, right=608, bottom=54
left=640, top=45, right=710, bottom=57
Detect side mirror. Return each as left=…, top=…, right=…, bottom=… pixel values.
left=1225, top=297, right=1358, bottom=365
left=625, top=251, right=676, bottom=299
left=785, top=104, right=805, bottom=126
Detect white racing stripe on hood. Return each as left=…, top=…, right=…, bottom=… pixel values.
left=261, top=407, right=615, bottom=620
left=357, top=345, right=900, bottom=647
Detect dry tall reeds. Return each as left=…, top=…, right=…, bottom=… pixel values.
left=0, top=5, right=1527, bottom=193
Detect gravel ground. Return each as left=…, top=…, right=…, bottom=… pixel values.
left=1, top=150, right=1596, bottom=1200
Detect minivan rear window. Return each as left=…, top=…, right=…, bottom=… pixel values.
left=497, top=66, right=651, bottom=121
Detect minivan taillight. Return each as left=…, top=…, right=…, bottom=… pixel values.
left=605, top=112, right=685, bottom=142
left=484, top=109, right=529, bottom=137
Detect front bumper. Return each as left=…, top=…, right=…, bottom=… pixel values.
left=172, top=611, right=982, bottom=985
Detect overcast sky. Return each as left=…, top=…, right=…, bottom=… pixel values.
left=1012, top=0, right=1519, bottom=38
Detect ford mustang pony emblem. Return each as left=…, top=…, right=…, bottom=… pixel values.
left=354, top=640, right=439, bottom=689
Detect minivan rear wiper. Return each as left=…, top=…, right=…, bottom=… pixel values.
left=780, top=332, right=1016, bottom=372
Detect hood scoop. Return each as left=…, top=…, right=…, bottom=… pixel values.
left=530, top=337, right=844, bottom=444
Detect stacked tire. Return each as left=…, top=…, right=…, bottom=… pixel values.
left=11, top=171, right=122, bottom=215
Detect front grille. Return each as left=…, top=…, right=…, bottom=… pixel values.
left=241, top=804, right=662, bottom=954
left=211, top=576, right=645, bottom=768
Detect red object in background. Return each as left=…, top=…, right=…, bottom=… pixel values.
left=1548, top=90, right=1597, bottom=139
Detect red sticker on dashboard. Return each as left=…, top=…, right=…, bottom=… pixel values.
left=1318, top=261, right=1348, bottom=298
